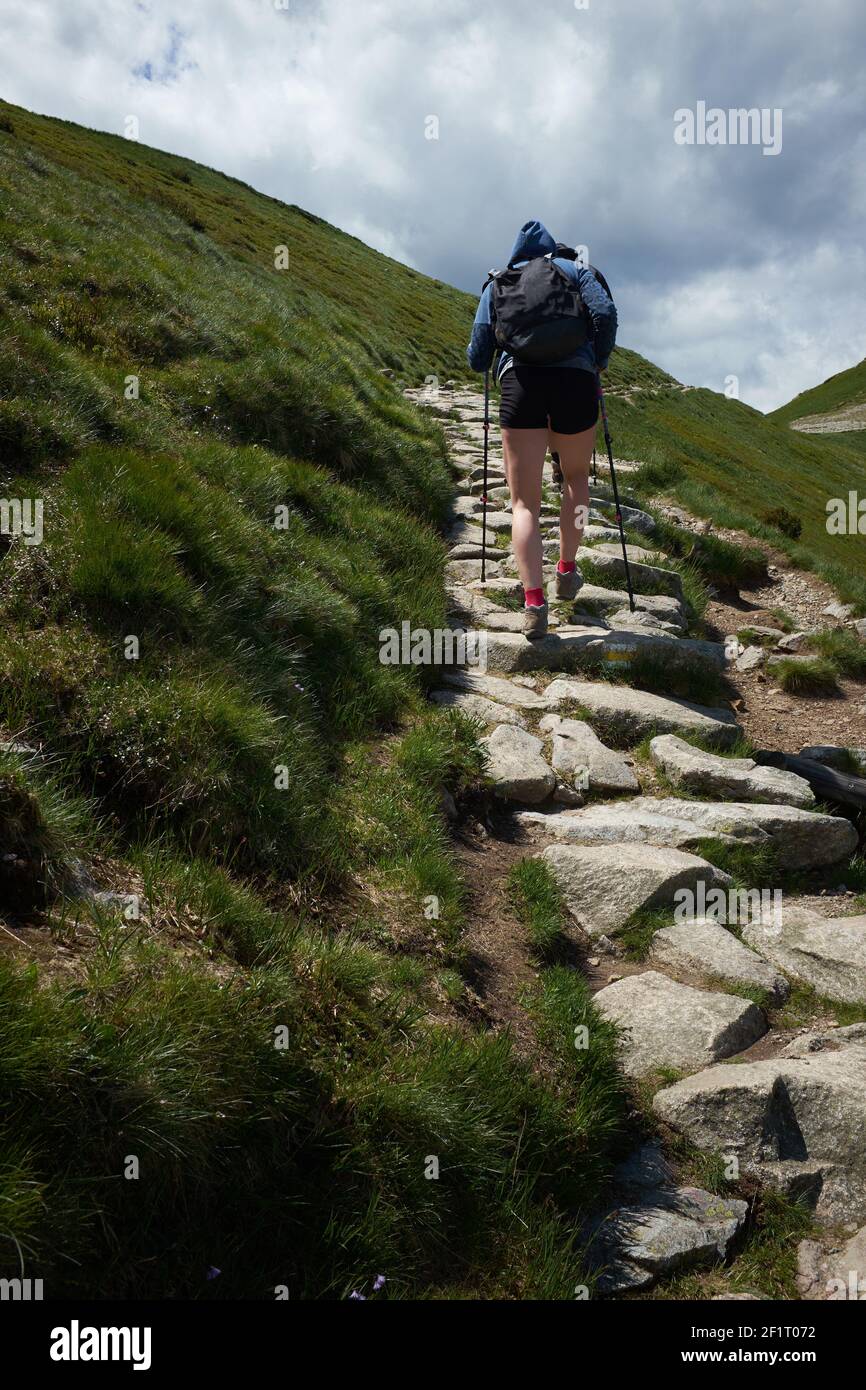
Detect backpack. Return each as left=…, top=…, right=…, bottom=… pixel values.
left=484, top=244, right=612, bottom=366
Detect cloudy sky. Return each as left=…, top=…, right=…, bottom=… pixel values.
left=2, top=0, right=864, bottom=410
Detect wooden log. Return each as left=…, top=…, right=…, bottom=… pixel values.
left=755, top=750, right=866, bottom=812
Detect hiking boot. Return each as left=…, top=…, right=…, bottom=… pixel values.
left=523, top=600, right=549, bottom=640
left=554, top=566, right=583, bottom=601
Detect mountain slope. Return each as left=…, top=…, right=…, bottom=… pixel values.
left=0, top=99, right=861, bottom=1301
left=602, top=378, right=866, bottom=610
left=770, top=355, right=866, bottom=435
left=0, top=101, right=633, bottom=1300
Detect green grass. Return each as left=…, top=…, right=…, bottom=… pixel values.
left=607, top=384, right=866, bottom=612
left=508, top=857, right=570, bottom=961
left=773, top=656, right=840, bottom=696
left=804, top=628, right=866, bottom=680
left=771, top=355, right=866, bottom=430
left=2, top=94, right=859, bottom=1302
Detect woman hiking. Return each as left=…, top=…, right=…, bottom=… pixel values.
left=466, top=220, right=617, bottom=638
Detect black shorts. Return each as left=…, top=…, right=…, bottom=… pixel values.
left=499, top=365, right=599, bottom=433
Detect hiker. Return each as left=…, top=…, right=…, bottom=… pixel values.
left=466, top=220, right=617, bottom=638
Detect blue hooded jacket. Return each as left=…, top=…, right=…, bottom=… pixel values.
left=466, top=219, right=617, bottom=379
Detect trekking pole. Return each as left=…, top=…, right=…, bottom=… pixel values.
left=597, top=374, right=636, bottom=612
left=591, top=447, right=597, bottom=483
left=481, top=366, right=490, bottom=582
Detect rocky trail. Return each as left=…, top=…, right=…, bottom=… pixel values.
left=407, top=381, right=866, bottom=1300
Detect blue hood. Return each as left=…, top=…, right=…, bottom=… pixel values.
left=508, top=219, right=557, bottom=266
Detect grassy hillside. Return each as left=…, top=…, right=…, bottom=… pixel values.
left=0, top=101, right=633, bottom=1299
left=770, top=355, right=866, bottom=430
left=0, top=96, right=860, bottom=1301
left=604, top=381, right=866, bottom=612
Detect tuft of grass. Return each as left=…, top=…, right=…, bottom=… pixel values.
left=773, top=656, right=840, bottom=696
left=618, top=906, right=676, bottom=960
left=688, top=837, right=780, bottom=889
left=508, top=857, right=569, bottom=961
left=804, top=628, right=866, bottom=680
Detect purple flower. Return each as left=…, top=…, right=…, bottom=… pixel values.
left=373, top=1274, right=386, bottom=1292
left=349, top=1291, right=366, bottom=1300
left=206, top=1266, right=221, bottom=1280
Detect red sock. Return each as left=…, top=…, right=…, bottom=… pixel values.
left=524, top=587, right=545, bottom=607
left=557, top=559, right=576, bottom=574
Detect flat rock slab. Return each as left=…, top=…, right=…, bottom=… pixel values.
left=447, top=543, right=502, bottom=561
left=449, top=497, right=483, bottom=518
left=469, top=578, right=524, bottom=601
left=446, top=558, right=503, bottom=583
left=538, top=713, right=639, bottom=794
left=782, top=1023, right=866, bottom=1058
left=594, top=970, right=765, bottom=1076
left=572, top=584, right=686, bottom=629
left=744, top=906, right=866, bottom=1006
left=589, top=1186, right=748, bottom=1294
left=578, top=550, right=684, bottom=599
left=542, top=679, right=739, bottom=747
left=539, top=842, right=732, bottom=938
left=520, top=796, right=856, bottom=869
left=606, top=609, right=685, bottom=637
left=443, top=670, right=552, bottom=709
left=591, top=541, right=670, bottom=566
left=481, top=725, right=555, bottom=803
left=482, top=627, right=726, bottom=675
left=651, top=918, right=789, bottom=1004
left=653, top=1047, right=866, bottom=1227
left=430, top=689, right=527, bottom=727
left=446, top=584, right=506, bottom=621
left=649, top=733, right=816, bottom=808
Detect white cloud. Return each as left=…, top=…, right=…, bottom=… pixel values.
left=1, top=0, right=864, bottom=410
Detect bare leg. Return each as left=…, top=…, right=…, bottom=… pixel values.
left=550, top=422, right=596, bottom=564
left=500, top=426, right=548, bottom=591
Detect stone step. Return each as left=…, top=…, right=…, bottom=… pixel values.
left=594, top=970, right=766, bottom=1077
left=649, top=733, right=816, bottom=809
left=442, top=669, right=552, bottom=709
left=570, top=584, right=686, bottom=630
left=591, top=498, right=658, bottom=536
left=589, top=541, right=671, bottom=566
left=430, top=689, right=527, bottom=727
left=587, top=1184, right=747, bottom=1295
left=518, top=795, right=857, bottom=869
left=743, top=905, right=866, bottom=1005
left=578, top=550, right=684, bottom=600
left=481, top=724, right=556, bottom=803
left=445, top=558, right=503, bottom=583
left=539, top=713, right=639, bottom=794
left=447, top=544, right=502, bottom=562
left=542, top=678, right=739, bottom=747
left=479, top=626, right=727, bottom=675
left=653, top=1043, right=866, bottom=1227
left=538, top=842, right=732, bottom=938
left=650, top=918, right=790, bottom=1004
